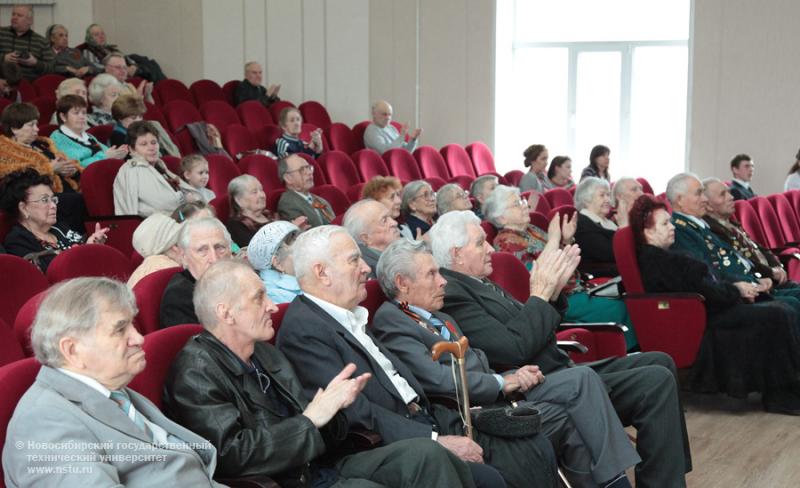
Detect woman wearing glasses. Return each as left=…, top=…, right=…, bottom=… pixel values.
left=400, top=180, right=437, bottom=237
left=0, top=168, right=108, bottom=272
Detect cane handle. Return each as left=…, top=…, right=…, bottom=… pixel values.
left=431, top=336, right=469, bottom=360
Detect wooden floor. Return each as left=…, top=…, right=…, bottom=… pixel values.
left=626, top=391, right=800, bottom=487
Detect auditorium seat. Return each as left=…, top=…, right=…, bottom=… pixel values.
left=504, top=170, right=524, bottom=187
left=266, top=189, right=286, bottom=213
left=299, top=100, right=333, bottom=130
left=481, top=221, right=498, bottom=246
left=236, top=100, right=275, bottom=130
left=784, top=189, right=800, bottom=219
left=222, top=80, right=239, bottom=105
left=325, top=122, right=360, bottom=155
left=46, top=244, right=133, bottom=284
left=636, top=177, right=655, bottom=195
left=16, top=79, right=36, bottom=101
left=0, top=318, right=24, bottom=367
left=75, top=158, right=126, bottom=217
left=346, top=183, right=366, bottom=203
left=312, top=184, right=351, bottom=216
left=162, top=100, right=203, bottom=154
left=0, top=357, right=42, bottom=484
left=87, top=123, right=114, bottom=145
left=527, top=192, right=550, bottom=215
left=238, top=154, right=283, bottom=191
left=362, top=280, right=386, bottom=320
left=544, top=188, right=574, bottom=208
left=530, top=211, right=549, bottom=231
left=84, top=216, right=142, bottom=257
left=766, top=193, right=800, bottom=243
left=268, top=100, right=296, bottom=123
left=206, top=154, right=241, bottom=196
left=190, top=79, right=226, bottom=106
left=383, top=148, right=423, bottom=182
left=223, top=124, right=260, bottom=160
left=13, top=290, right=47, bottom=357
left=255, top=124, right=283, bottom=152
left=733, top=199, right=769, bottom=248
left=32, top=74, right=65, bottom=98
left=132, top=267, right=182, bottom=335
left=153, top=79, right=194, bottom=106
left=352, top=149, right=390, bottom=181
left=31, top=97, right=55, bottom=126
left=200, top=100, right=241, bottom=132
left=351, top=121, right=370, bottom=151
left=547, top=204, right=577, bottom=223
left=0, top=255, right=48, bottom=329
left=749, top=196, right=791, bottom=248
left=413, top=146, right=451, bottom=180
left=465, top=141, right=498, bottom=176
left=210, top=194, right=231, bottom=224
left=162, top=155, right=181, bottom=174
left=143, top=101, right=169, bottom=128
left=440, top=144, right=477, bottom=178
left=423, top=177, right=448, bottom=191
left=317, top=151, right=362, bottom=190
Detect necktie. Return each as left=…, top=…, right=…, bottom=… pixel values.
left=110, top=390, right=154, bottom=442
left=428, top=316, right=452, bottom=341
left=312, top=196, right=334, bottom=223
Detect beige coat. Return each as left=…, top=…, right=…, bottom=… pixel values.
left=113, top=155, right=192, bottom=217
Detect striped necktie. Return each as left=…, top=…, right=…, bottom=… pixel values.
left=428, top=315, right=452, bottom=341
left=110, top=390, right=154, bottom=442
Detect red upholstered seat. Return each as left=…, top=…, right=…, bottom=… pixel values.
left=32, top=97, right=55, bottom=126
left=383, top=148, right=423, bottom=182
left=0, top=357, right=42, bottom=484
left=784, top=190, right=800, bottom=220
left=325, top=123, right=360, bottom=155
left=346, top=183, right=366, bottom=203
left=255, top=124, right=283, bottom=152
left=733, top=200, right=768, bottom=248
left=153, top=79, right=194, bottom=106
left=481, top=221, right=498, bottom=246
left=362, top=280, right=386, bottom=320
left=424, top=177, right=448, bottom=191
left=544, top=188, right=574, bottom=209
left=312, top=184, right=351, bottom=216
left=0, top=318, right=24, bottom=367
left=504, top=170, right=524, bottom=187
left=529, top=193, right=550, bottom=215
left=132, top=267, right=182, bottom=335
left=465, top=141, right=498, bottom=176
left=299, top=101, right=333, bottom=130
left=128, top=324, right=204, bottom=409
left=636, top=177, right=655, bottom=195
left=266, top=189, right=286, bottom=213
left=766, top=193, right=800, bottom=243
left=190, top=79, right=226, bottom=106
left=351, top=121, right=370, bottom=151
left=32, top=74, right=65, bottom=98
left=200, top=100, right=241, bottom=132
left=162, top=100, right=203, bottom=154
left=162, top=155, right=181, bottom=174
left=143, top=101, right=169, bottom=128
left=530, top=211, right=549, bottom=231
left=317, top=151, right=362, bottom=190
left=547, top=204, right=577, bottom=223
left=236, top=100, right=275, bottom=130
left=414, top=146, right=451, bottom=180
left=206, top=154, right=241, bottom=196
left=352, top=149, right=390, bottom=181
left=223, top=124, right=260, bottom=160
left=16, top=79, right=36, bottom=101
left=222, top=80, right=239, bottom=106
left=749, top=196, right=789, bottom=248
left=0, top=255, right=49, bottom=327
left=46, top=244, right=133, bottom=284
left=87, top=123, right=114, bottom=145
left=440, top=144, right=477, bottom=178
left=210, top=194, right=231, bottom=224
left=13, top=290, right=47, bottom=357
left=84, top=216, right=142, bottom=258
left=613, top=226, right=706, bottom=368
left=80, top=158, right=125, bottom=217
left=238, top=154, right=283, bottom=191
left=268, top=100, right=297, bottom=124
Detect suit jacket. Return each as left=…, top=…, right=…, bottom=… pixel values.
left=358, top=244, right=381, bottom=279
left=704, top=215, right=782, bottom=280
left=574, top=213, right=618, bottom=276
left=164, top=331, right=342, bottom=483
left=372, top=302, right=503, bottom=405
left=277, top=190, right=334, bottom=228
left=728, top=180, right=756, bottom=201
left=438, top=268, right=572, bottom=374
left=2, top=366, right=221, bottom=488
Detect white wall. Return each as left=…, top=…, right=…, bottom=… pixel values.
left=0, top=1, right=94, bottom=50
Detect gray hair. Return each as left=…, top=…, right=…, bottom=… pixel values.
left=343, top=199, right=378, bottom=245
left=574, top=177, right=609, bottom=210
left=88, top=73, right=120, bottom=106
left=436, top=183, right=464, bottom=215
left=176, top=217, right=231, bottom=251
left=243, top=61, right=260, bottom=74
left=193, top=259, right=248, bottom=330
left=227, top=174, right=260, bottom=217
left=292, top=225, right=352, bottom=281
left=101, top=52, right=126, bottom=68
left=55, top=78, right=85, bottom=100
left=31, top=277, right=138, bottom=368
left=701, top=176, right=724, bottom=196
left=376, top=238, right=430, bottom=300
left=611, top=177, right=636, bottom=207
left=401, top=180, right=432, bottom=215
left=482, top=184, right=520, bottom=228
left=665, top=172, right=700, bottom=204
left=428, top=210, right=481, bottom=268
left=470, top=175, right=498, bottom=200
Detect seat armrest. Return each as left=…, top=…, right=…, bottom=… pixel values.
left=556, top=340, right=589, bottom=354
left=559, top=322, right=628, bottom=333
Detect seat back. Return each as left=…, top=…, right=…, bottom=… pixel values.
left=12, top=290, right=48, bottom=357
left=206, top=154, right=241, bottom=196
left=481, top=221, right=498, bottom=246
left=544, top=188, right=574, bottom=208
left=268, top=100, right=297, bottom=124
left=784, top=189, right=800, bottom=220
left=766, top=193, right=800, bottom=243
left=46, top=244, right=133, bottom=284
left=488, top=252, right=530, bottom=303
left=325, top=122, right=359, bottom=155
left=162, top=100, right=203, bottom=154
left=733, top=200, right=769, bottom=248
left=311, top=184, right=351, bottom=216
left=128, top=324, right=204, bottom=409
left=32, top=97, right=55, bottom=126
left=210, top=194, right=231, bottom=224
left=299, top=100, right=333, bottom=130
left=143, top=101, right=169, bottom=128
left=612, top=226, right=645, bottom=293
left=132, top=267, right=182, bottom=335
left=530, top=211, right=549, bottom=231
left=238, top=154, right=283, bottom=191
left=153, top=79, right=194, bottom=106
left=80, top=158, right=125, bottom=216
left=200, top=100, right=241, bottom=132
left=223, top=124, right=259, bottom=160
left=266, top=189, right=286, bottom=213
left=16, top=79, right=36, bottom=101
left=362, top=280, right=386, bottom=319
left=346, top=182, right=366, bottom=203
left=352, top=149, right=390, bottom=181
left=32, top=73, right=66, bottom=97
left=0, top=356, right=42, bottom=484
left=236, top=100, right=275, bottom=130
left=255, top=124, right=283, bottom=152
left=504, top=170, right=524, bottom=187
left=317, top=151, right=361, bottom=190
left=383, top=148, right=423, bottom=181
left=351, top=121, right=371, bottom=151
left=84, top=216, right=142, bottom=258
left=87, top=123, right=114, bottom=145
left=0, top=255, right=50, bottom=327
left=440, top=144, right=477, bottom=178
left=636, top=177, right=655, bottom=195
left=465, top=141, right=497, bottom=175
left=0, top=318, right=25, bottom=367
left=749, top=196, right=786, bottom=247
left=529, top=193, right=551, bottom=215
left=413, top=146, right=451, bottom=180
left=222, top=80, right=239, bottom=105
left=189, top=79, right=226, bottom=106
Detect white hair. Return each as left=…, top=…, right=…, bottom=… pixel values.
left=343, top=199, right=378, bottom=245
left=176, top=217, right=231, bottom=250
left=701, top=176, right=724, bottom=195
left=401, top=180, right=431, bottom=215
left=376, top=238, right=430, bottom=300
left=436, top=183, right=464, bottom=215
left=470, top=175, right=498, bottom=200
left=88, top=73, right=121, bottom=106
left=292, top=225, right=353, bottom=281
left=611, top=177, right=636, bottom=207
left=428, top=210, right=481, bottom=268
left=665, top=172, right=700, bottom=205
left=574, top=177, right=609, bottom=210
left=31, top=277, right=137, bottom=368
left=482, top=185, right=520, bottom=227
left=193, top=259, right=249, bottom=330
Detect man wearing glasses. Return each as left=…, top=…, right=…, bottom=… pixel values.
left=277, top=153, right=335, bottom=227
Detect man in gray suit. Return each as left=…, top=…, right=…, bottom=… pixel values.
left=344, top=199, right=402, bottom=277
left=277, top=154, right=335, bottom=227
left=372, top=238, right=639, bottom=488
left=2, top=277, right=222, bottom=487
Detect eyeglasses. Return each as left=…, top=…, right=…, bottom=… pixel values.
left=455, top=191, right=470, bottom=200
left=285, top=164, right=314, bottom=175
left=415, top=191, right=436, bottom=201
left=510, top=198, right=528, bottom=209
left=27, top=195, right=58, bottom=205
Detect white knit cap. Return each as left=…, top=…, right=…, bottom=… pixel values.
left=132, top=213, right=183, bottom=257
left=247, top=221, right=301, bottom=271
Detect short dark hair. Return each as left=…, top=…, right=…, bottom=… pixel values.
left=0, top=168, right=53, bottom=219
left=171, top=201, right=216, bottom=223
left=522, top=144, right=546, bottom=168
left=126, top=120, right=159, bottom=147
left=55, top=94, right=88, bottom=124
left=730, top=153, right=751, bottom=170
left=547, top=156, right=571, bottom=180
left=629, top=194, right=669, bottom=248
left=1, top=102, right=39, bottom=137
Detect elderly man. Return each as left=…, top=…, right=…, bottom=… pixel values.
left=470, top=175, right=498, bottom=220
left=610, top=177, right=643, bottom=227
left=373, top=239, right=639, bottom=488
left=437, top=183, right=473, bottom=216
left=160, top=217, right=232, bottom=328
left=0, top=5, right=53, bottom=80
left=429, top=211, right=692, bottom=488
left=2, top=277, right=222, bottom=487
left=164, top=260, right=476, bottom=487
left=277, top=154, right=335, bottom=227
left=277, top=226, right=558, bottom=488
left=364, top=100, right=421, bottom=154
left=728, top=153, right=756, bottom=200
left=103, top=52, right=153, bottom=102
left=343, top=198, right=401, bottom=276
left=233, top=61, right=280, bottom=107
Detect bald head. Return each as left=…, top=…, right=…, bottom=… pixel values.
left=371, top=100, right=393, bottom=128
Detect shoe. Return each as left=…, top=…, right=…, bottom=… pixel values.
left=763, top=389, right=800, bottom=416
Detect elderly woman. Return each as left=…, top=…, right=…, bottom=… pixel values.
left=361, top=175, right=413, bottom=239
left=113, top=121, right=194, bottom=217
left=81, top=24, right=131, bottom=73
left=127, top=212, right=183, bottom=288
left=87, top=73, right=121, bottom=127
left=436, top=183, right=472, bottom=216
left=401, top=180, right=437, bottom=237
left=46, top=24, right=97, bottom=78
left=225, top=174, right=272, bottom=248
left=632, top=194, right=800, bottom=413
left=544, top=156, right=574, bottom=190
left=247, top=220, right=302, bottom=304
left=580, top=145, right=610, bottom=182
left=519, top=144, right=548, bottom=193
left=275, top=107, right=323, bottom=159
left=487, top=184, right=636, bottom=348
left=49, top=78, right=89, bottom=124
left=469, top=175, right=498, bottom=220
left=573, top=177, right=618, bottom=277
left=1, top=169, right=107, bottom=272
left=50, top=95, right=128, bottom=167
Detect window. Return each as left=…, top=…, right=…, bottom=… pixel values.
left=495, top=0, right=691, bottom=190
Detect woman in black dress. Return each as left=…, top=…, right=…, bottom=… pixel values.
left=630, top=194, right=800, bottom=415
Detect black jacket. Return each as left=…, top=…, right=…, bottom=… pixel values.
left=159, top=269, right=198, bottom=328
left=728, top=180, right=756, bottom=201
left=574, top=213, right=617, bottom=276
left=233, top=80, right=280, bottom=107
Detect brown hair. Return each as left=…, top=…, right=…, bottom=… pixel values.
left=180, top=154, right=208, bottom=176
left=55, top=94, right=88, bottom=124
left=279, top=107, right=301, bottom=127
left=523, top=144, right=546, bottom=168
left=1, top=103, right=39, bottom=137
left=111, top=94, right=146, bottom=121
left=126, top=120, right=159, bottom=147
left=629, top=194, right=668, bottom=248
left=361, top=175, right=402, bottom=201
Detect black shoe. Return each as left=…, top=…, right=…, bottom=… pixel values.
left=763, top=389, right=800, bottom=416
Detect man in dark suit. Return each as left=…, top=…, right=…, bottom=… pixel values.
left=727, top=153, right=756, bottom=200
left=344, top=199, right=402, bottom=277
left=278, top=225, right=558, bottom=488
left=428, top=211, right=692, bottom=488
left=372, top=238, right=640, bottom=488
left=164, top=259, right=477, bottom=487
left=277, top=154, right=335, bottom=227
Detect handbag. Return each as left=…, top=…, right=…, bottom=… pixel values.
left=471, top=401, right=541, bottom=438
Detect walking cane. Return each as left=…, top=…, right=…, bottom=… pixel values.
left=431, top=336, right=474, bottom=439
